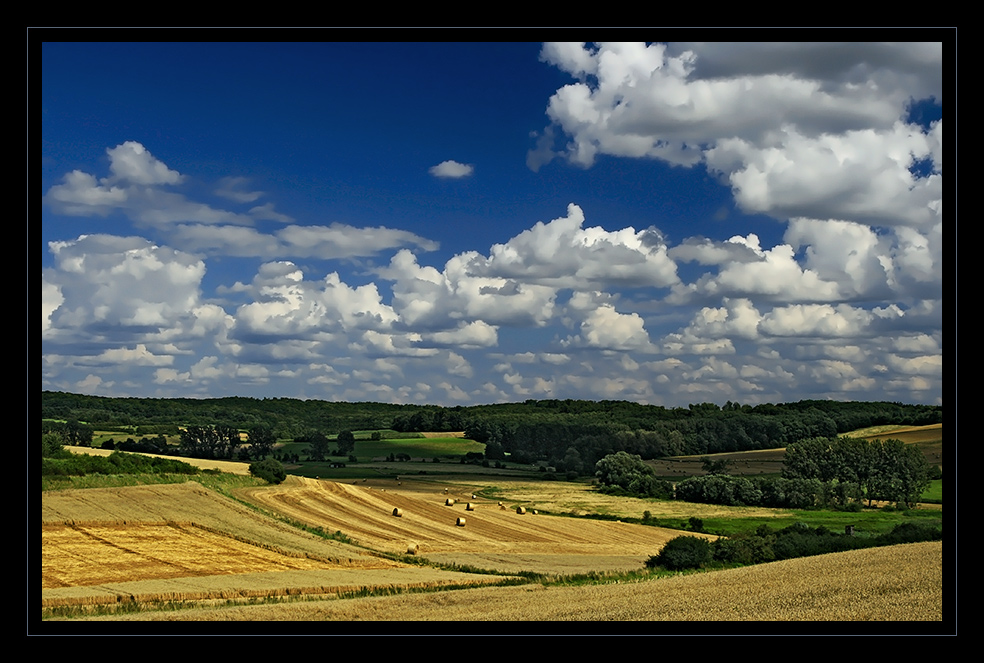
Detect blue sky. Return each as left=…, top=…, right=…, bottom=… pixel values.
left=40, top=39, right=945, bottom=407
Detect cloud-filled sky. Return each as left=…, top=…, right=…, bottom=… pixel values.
left=40, top=39, right=946, bottom=407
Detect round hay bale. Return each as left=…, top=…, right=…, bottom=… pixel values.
left=471, top=494, right=476, bottom=499
left=516, top=506, right=526, bottom=514
left=445, top=498, right=455, bottom=506
left=392, top=507, right=403, bottom=517
left=499, top=504, right=506, bottom=510
left=456, top=517, right=466, bottom=527
left=465, top=502, right=475, bottom=511
left=532, top=510, right=538, bottom=515
left=406, top=542, right=418, bottom=555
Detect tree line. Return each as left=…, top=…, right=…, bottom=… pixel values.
left=596, top=435, right=934, bottom=510
left=42, top=391, right=940, bottom=471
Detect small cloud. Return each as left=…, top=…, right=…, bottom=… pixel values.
left=429, top=160, right=474, bottom=178
left=215, top=176, right=264, bottom=203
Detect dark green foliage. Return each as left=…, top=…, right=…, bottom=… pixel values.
left=41, top=392, right=941, bottom=474
left=705, top=521, right=943, bottom=568
left=712, top=533, right=776, bottom=565
left=336, top=430, right=356, bottom=455
left=42, top=432, right=68, bottom=458
left=675, top=474, right=764, bottom=507
left=647, top=536, right=712, bottom=570
left=117, top=435, right=167, bottom=454
left=179, top=424, right=241, bottom=459
left=247, top=425, right=276, bottom=460
left=784, top=436, right=931, bottom=507
left=595, top=451, right=673, bottom=498
left=249, top=458, right=286, bottom=484
left=299, top=430, right=331, bottom=462
left=41, top=420, right=93, bottom=447
left=877, top=522, right=942, bottom=545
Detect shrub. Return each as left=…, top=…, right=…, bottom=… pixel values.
left=42, top=432, right=67, bottom=458
left=649, top=535, right=713, bottom=571
left=712, top=534, right=775, bottom=566
left=249, top=458, right=287, bottom=484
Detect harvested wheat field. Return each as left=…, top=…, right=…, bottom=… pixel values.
left=41, top=481, right=509, bottom=613
left=81, top=541, right=943, bottom=622
left=235, top=476, right=710, bottom=573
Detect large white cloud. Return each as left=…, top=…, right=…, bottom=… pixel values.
left=231, top=262, right=399, bottom=341
left=533, top=42, right=943, bottom=229
left=473, top=203, right=679, bottom=289
left=44, top=234, right=206, bottom=334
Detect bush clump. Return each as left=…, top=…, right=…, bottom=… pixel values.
left=249, top=458, right=287, bottom=484
left=646, top=535, right=712, bottom=571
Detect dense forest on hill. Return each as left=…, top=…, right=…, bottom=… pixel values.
left=40, top=391, right=941, bottom=469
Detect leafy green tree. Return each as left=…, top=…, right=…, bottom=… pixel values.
left=596, top=451, right=654, bottom=490
left=247, top=425, right=276, bottom=460
left=870, top=438, right=932, bottom=507
left=336, top=430, right=356, bottom=455
left=595, top=451, right=672, bottom=497
left=63, top=420, right=93, bottom=447
left=42, top=432, right=68, bottom=458
left=179, top=424, right=240, bottom=459
left=305, top=431, right=331, bottom=462
left=561, top=446, right=584, bottom=476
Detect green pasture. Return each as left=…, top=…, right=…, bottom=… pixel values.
left=350, top=436, right=484, bottom=461
left=687, top=504, right=943, bottom=538
left=922, top=479, right=943, bottom=503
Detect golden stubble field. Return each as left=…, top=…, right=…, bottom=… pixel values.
left=90, top=540, right=944, bottom=622
left=41, top=454, right=946, bottom=623
left=40, top=481, right=513, bottom=614
left=235, top=476, right=714, bottom=574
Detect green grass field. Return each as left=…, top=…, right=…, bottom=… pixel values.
left=687, top=505, right=943, bottom=538
left=352, top=436, right=483, bottom=460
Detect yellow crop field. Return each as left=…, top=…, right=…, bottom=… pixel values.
left=235, top=476, right=711, bottom=574
left=41, top=474, right=945, bottom=623
left=72, top=541, right=944, bottom=622
left=40, top=481, right=510, bottom=614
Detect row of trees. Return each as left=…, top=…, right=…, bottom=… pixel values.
left=593, top=435, right=933, bottom=509
left=41, top=420, right=93, bottom=447
left=177, top=425, right=357, bottom=462
left=782, top=436, right=932, bottom=507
